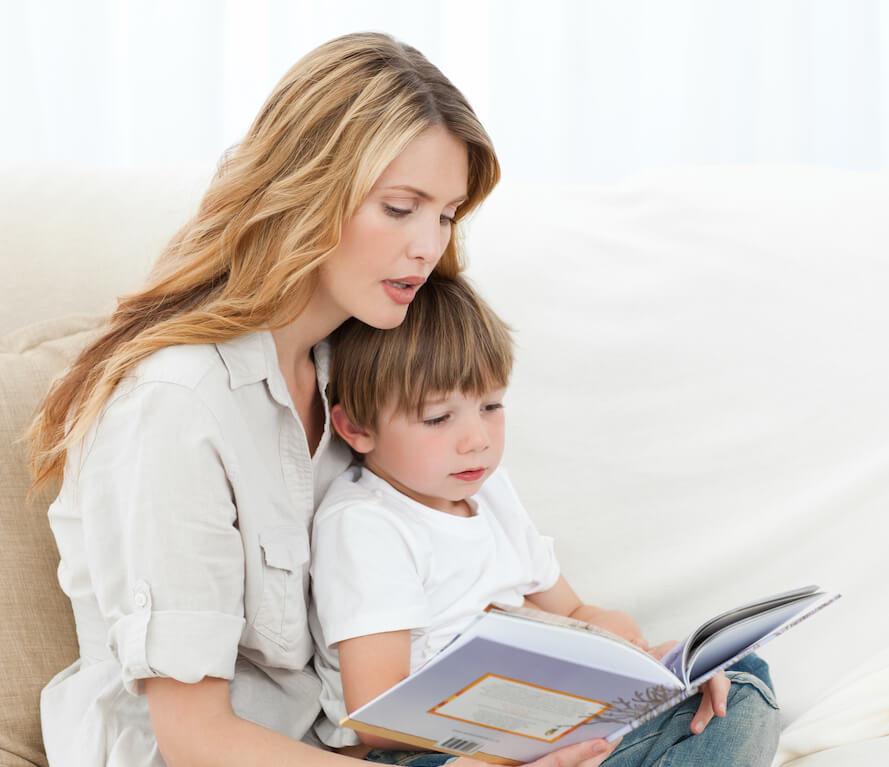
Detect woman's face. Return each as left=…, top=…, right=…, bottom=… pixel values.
left=317, top=125, right=469, bottom=329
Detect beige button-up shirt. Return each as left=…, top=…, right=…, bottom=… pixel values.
left=42, top=331, right=351, bottom=767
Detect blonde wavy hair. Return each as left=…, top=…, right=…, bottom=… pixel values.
left=29, top=31, right=500, bottom=491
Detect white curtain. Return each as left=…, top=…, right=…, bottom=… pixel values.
left=2, top=0, right=888, bottom=184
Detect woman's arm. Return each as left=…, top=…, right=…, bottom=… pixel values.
left=147, top=674, right=619, bottom=767
left=146, top=676, right=347, bottom=767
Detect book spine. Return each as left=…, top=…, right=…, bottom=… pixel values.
left=605, top=688, right=698, bottom=742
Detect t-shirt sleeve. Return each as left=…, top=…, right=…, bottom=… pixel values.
left=488, top=467, right=561, bottom=594
left=311, top=494, right=431, bottom=648
left=72, top=381, right=246, bottom=694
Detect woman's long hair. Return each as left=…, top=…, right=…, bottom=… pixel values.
left=28, top=31, right=500, bottom=491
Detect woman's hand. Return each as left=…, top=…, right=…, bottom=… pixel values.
left=527, top=737, right=621, bottom=767
left=452, top=737, right=620, bottom=767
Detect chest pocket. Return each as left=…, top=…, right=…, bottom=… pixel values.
left=253, top=526, right=311, bottom=657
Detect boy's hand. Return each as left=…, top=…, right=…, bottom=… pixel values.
left=523, top=577, right=650, bottom=648
left=649, top=641, right=731, bottom=734
left=584, top=608, right=649, bottom=649
left=690, top=672, right=730, bottom=734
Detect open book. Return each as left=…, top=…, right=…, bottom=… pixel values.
left=343, top=585, right=838, bottom=764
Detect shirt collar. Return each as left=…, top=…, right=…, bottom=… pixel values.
left=215, top=330, right=333, bottom=403
left=215, top=331, right=274, bottom=390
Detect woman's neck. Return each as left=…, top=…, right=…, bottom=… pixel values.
left=269, top=293, right=348, bottom=455
left=270, top=291, right=348, bottom=374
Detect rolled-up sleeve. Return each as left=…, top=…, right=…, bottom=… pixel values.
left=77, top=380, right=247, bottom=693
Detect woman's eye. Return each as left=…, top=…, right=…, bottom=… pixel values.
left=440, top=214, right=457, bottom=226
left=384, top=204, right=412, bottom=218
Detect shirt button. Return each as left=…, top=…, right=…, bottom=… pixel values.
left=134, top=592, right=148, bottom=608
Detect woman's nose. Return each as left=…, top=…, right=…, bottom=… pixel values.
left=408, top=216, right=448, bottom=264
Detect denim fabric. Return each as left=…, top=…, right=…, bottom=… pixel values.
left=364, top=749, right=458, bottom=766
left=603, top=654, right=781, bottom=767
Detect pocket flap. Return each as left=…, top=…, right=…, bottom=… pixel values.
left=259, top=528, right=309, bottom=571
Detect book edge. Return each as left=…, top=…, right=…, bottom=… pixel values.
left=341, top=717, right=522, bottom=765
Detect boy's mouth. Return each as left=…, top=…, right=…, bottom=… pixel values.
left=451, top=468, right=485, bottom=482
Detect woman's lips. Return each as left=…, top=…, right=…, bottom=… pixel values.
left=382, top=278, right=424, bottom=305
left=451, top=469, right=485, bottom=482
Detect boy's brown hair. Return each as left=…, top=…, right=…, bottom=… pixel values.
left=329, top=272, right=513, bottom=430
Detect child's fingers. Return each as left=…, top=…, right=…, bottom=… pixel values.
left=690, top=672, right=731, bottom=733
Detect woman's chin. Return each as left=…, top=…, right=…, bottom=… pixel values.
left=355, top=306, right=410, bottom=330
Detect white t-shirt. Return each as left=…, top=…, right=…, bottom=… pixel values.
left=310, top=465, right=560, bottom=747
left=42, top=331, right=352, bottom=767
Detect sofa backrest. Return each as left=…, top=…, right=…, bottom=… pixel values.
left=0, top=168, right=205, bottom=766
left=2, top=166, right=888, bottom=763
left=0, top=167, right=209, bottom=336
left=1, top=317, right=110, bottom=766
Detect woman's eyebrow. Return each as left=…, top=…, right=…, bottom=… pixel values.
left=383, top=184, right=467, bottom=204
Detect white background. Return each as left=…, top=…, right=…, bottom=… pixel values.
left=2, top=0, right=888, bottom=183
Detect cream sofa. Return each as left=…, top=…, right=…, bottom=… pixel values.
left=2, top=166, right=888, bottom=766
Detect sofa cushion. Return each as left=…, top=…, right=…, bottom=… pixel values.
left=0, top=314, right=106, bottom=767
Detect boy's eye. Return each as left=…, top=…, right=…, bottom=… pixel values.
left=423, top=414, right=449, bottom=426
left=483, top=402, right=504, bottom=413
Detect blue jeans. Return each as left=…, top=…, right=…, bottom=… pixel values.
left=364, top=655, right=779, bottom=767
left=364, top=750, right=457, bottom=766
left=603, top=655, right=780, bottom=767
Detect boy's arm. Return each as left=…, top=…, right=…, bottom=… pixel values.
left=524, top=577, right=731, bottom=734
left=338, top=629, right=416, bottom=750
left=524, top=575, right=649, bottom=648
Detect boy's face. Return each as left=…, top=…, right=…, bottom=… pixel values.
left=361, top=388, right=506, bottom=514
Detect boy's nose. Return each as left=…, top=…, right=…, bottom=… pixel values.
left=458, top=419, right=489, bottom=453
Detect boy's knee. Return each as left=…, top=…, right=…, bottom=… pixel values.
left=726, top=670, right=782, bottom=759
left=728, top=653, right=774, bottom=692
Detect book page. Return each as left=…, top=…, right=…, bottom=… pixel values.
left=685, top=591, right=838, bottom=683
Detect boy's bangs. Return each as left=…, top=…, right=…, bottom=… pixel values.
left=399, top=331, right=511, bottom=418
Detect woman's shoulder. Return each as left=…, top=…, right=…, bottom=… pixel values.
left=97, top=342, right=236, bottom=431
left=130, top=341, right=226, bottom=391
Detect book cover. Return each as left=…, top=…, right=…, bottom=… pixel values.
left=343, top=586, right=839, bottom=764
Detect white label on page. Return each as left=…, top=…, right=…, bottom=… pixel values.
left=429, top=674, right=609, bottom=742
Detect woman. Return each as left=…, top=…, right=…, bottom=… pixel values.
left=29, top=31, right=752, bottom=767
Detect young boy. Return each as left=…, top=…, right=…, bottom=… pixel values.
left=310, top=274, right=777, bottom=764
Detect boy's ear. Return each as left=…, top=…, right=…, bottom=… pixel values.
left=331, top=404, right=376, bottom=454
